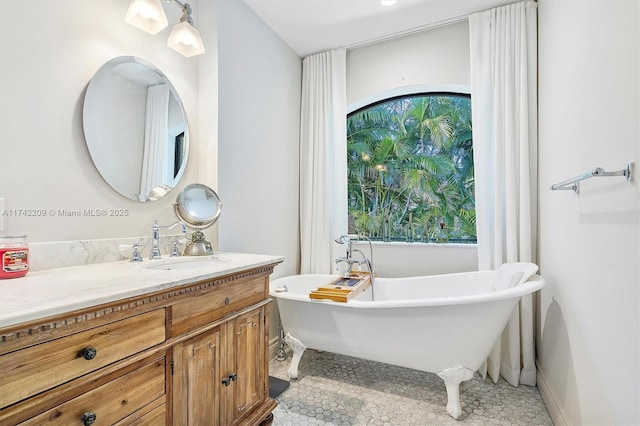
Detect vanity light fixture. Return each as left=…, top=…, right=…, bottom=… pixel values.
left=125, top=0, right=168, bottom=35
left=166, top=3, right=205, bottom=57
left=125, top=0, right=205, bottom=57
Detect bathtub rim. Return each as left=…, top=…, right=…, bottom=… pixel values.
left=270, top=273, right=545, bottom=308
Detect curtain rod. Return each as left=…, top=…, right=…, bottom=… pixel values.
left=343, top=15, right=467, bottom=52
left=342, top=0, right=532, bottom=52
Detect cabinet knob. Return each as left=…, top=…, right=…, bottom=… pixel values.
left=79, top=347, right=98, bottom=360
left=81, top=412, right=97, bottom=426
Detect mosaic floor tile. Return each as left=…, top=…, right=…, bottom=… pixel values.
left=269, top=350, right=553, bottom=426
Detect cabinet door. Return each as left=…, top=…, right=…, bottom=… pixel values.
left=225, top=307, right=266, bottom=425
left=173, top=326, right=224, bottom=425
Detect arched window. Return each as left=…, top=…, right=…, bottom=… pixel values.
left=347, top=92, right=476, bottom=243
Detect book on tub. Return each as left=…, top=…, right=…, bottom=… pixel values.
left=309, top=273, right=372, bottom=302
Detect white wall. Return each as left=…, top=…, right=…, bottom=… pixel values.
left=346, top=21, right=478, bottom=276
left=0, top=0, right=216, bottom=245
left=217, top=0, right=302, bottom=345
left=217, top=0, right=301, bottom=280
left=347, top=21, right=471, bottom=105
left=537, top=0, right=640, bottom=424
left=351, top=242, right=478, bottom=278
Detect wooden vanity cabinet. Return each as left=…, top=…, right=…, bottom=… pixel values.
left=173, top=307, right=268, bottom=425
left=0, top=263, right=279, bottom=426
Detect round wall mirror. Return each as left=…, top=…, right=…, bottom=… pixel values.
left=174, top=183, right=222, bottom=256
left=83, top=56, right=189, bottom=202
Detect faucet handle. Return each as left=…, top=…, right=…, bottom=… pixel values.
left=130, top=243, right=144, bottom=263
left=170, top=239, right=181, bottom=257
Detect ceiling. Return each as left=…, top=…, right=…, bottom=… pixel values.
left=242, top=0, right=518, bottom=57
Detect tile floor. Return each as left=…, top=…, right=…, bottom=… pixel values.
left=269, top=350, right=553, bottom=426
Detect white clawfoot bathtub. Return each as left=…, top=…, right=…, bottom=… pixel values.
left=270, top=264, right=544, bottom=419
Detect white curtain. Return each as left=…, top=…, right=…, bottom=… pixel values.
left=299, top=49, right=348, bottom=274
left=139, top=84, right=170, bottom=201
left=469, top=0, right=538, bottom=386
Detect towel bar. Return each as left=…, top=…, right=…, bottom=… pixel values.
left=550, top=162, right=634, bottom=194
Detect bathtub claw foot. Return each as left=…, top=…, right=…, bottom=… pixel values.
left=284, top=333, right=306, bottom=379
left=437, top=365, right=474, bottom=419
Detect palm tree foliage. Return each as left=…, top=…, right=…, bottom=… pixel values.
left=347, top=94, right=476, bottom=242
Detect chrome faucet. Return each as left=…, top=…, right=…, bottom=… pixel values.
left=150, top=220, right=187, bottom=260
left=334, top=234, right=375, bottom=286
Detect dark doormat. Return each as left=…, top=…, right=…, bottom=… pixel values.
left=269, top=376, right=290, bottom=399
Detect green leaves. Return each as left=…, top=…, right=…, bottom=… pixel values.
left=347, top=94, right=476, bottom=242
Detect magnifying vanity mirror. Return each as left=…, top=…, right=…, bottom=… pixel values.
left=83, top=56, right=189, bottom=202
left=174, top=183, right=222, bottom=256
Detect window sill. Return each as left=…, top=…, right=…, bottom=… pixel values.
left=352, top=240, right=477, bottom=248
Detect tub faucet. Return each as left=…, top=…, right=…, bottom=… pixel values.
left=150, top=220, right=187, bottom=260
left=335, top=253, right=366, bottom=277
left=334, top=234, right=375, bottom=286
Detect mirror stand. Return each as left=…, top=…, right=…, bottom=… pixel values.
left=184, top=230, right=213, bottom=256
left=173, top=183, right=222, bottom=256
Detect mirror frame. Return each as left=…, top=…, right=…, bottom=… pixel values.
left=174, top=183, right=222, bottom=229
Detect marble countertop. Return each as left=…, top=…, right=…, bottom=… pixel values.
left=0, top=252, right=283, bottom=329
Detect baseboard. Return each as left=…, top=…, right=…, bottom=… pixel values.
left=537, top=364, right=572, bottom=426
left=268, top=336, right=280, bottom=361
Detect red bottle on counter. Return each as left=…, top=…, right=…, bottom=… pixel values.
left=0, top=235, right=29, bottom=279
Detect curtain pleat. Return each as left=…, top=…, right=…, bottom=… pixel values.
left=139, top=84, right=170, bottom=201
left=469, top=0, right=538, bottom=387
left=299, top=50, right=347, bottom=274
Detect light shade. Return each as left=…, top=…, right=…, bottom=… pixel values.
left=167, top=21, right=205, bottom=57
left=125, top=0, right=168, bottom=35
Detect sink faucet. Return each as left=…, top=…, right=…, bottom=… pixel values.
left=150, top=220, right=187, bottom=260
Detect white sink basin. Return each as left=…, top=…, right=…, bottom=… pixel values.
left=145, top=256, right=229, bottom=271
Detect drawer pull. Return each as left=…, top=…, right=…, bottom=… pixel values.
left=79, top=347, right=98, bottom=360
left=81, top=412, right=97, bottom=426
left=224, top=297, right=230, bottom=305
left=222, top=373, right=237, bottom=386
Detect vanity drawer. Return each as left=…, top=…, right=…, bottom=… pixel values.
left=20, top=357, right=166, bottom=425
left=0, top=308, right=166, bottom=408
left=172, top=276, right=266, bottom=335
left=114, top=401, right=166, bottom=426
